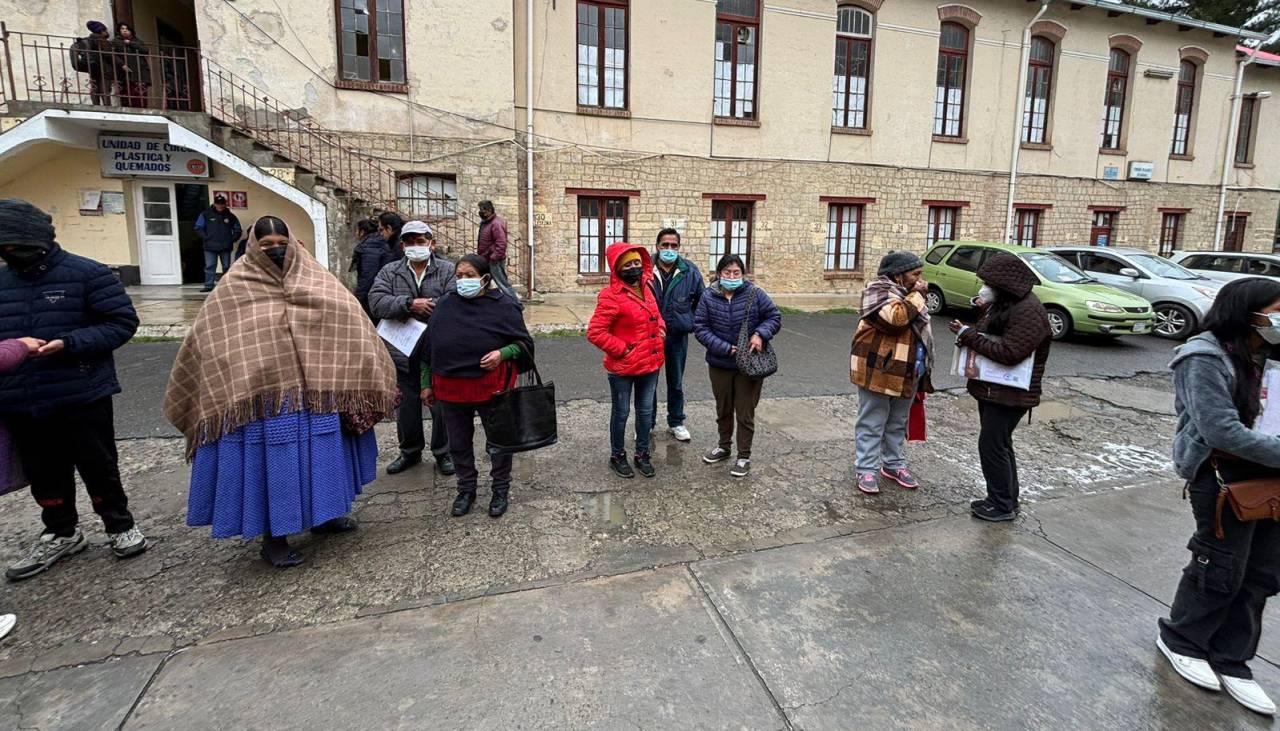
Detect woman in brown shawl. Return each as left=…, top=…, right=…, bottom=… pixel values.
left=164, top=216, right=398, bottom=567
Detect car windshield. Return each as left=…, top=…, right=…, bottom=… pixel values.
left=1020, top=253, right=1092, bottom=284
left=1128, top=253, right=1200, bottom=280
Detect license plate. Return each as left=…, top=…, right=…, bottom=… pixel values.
left=1132, top=322, right=1149, bottom=334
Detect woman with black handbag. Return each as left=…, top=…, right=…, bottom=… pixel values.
left=692, top=254, right=782, bottom=478
left=424, top=255, right=535, bottom=518
left=1158, top=277, right=1280, bottom=716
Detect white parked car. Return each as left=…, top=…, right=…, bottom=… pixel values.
left=1170, top=251, right=1280, bottom=283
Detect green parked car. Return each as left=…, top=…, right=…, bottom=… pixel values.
left=921, top=241, right=1155, bottom=340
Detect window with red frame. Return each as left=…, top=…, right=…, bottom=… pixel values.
left=713, top=0, right=759, bottom=119
left=711, top=200, right=754, bottom=271
left=826, top=203, right=863, bottom=270
left=1159, top=213, right=1183, bottom=257
left=577, top=1, right=628, bottom=109
left=1022, top=36, right=1054, bottom=144
left=832, top=5, right=873, bottom=129
left=926, top=206, right=959, bottom=248
left=577, top=196, right=628, bottom=274
left=934, top=22, right=968, bottom=138
left=1101, top=49, right=1130, bottom=150
left=1014, top=209, right=1041, bottom=247
left=1171, top=60, right=1196, bottom=156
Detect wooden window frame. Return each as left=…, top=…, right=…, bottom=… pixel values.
left=826, top=203, right=864, bottom=271
left=1225, top=213, right=1249, bottom=252
left=1022, top=36, right=1055, bottom=145
left=1171, top=60, right=1197, bottom=157
left=1014, top=208, right=1042, bottom=247
left=576, top=195, right=629, bottom=275
left=1235, top=96, right=1259, bottom=165
left=577, top=0, right=629, bottom=111
left=714, top=0, right=761, bottom=121
left=934, top=21, right=969, bottom=139
left=926, top=205, right=960, bottom=248
left=1101, top=48, right=1131, bottom=151
left=1159, top=212, right=1183, bottom=257
left=710, top=198, right=756, bottom=272
left=833, top=5, right=874, bottom=131
left=1090, top=210, right=1118, bottom=247
left=335, top=0, right=409, bottom=93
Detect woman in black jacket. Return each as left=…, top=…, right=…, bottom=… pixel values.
left=112, top=23, right=151, bottom=108
left=350, top=219, right=394, bottom=317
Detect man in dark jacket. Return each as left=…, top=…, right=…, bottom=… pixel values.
left=0, top=199, right=147, bottom=581
left=73, top=21, right=115, bottom=106
left=650, top=228, right=705, bottom=442
left=350, top=218, right=394, bottom=318
left=477, top=200, right=519, bottom=305
left=194, top=195, right=242, bottom=292
left=368, top=220, right=456, bottom=476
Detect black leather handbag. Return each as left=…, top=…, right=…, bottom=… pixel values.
left=482, top=365, right=558, bottom=455
left=735, top=288, right=778, bottom=379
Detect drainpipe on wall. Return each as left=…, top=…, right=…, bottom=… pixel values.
left=1214, top=31, right=1280, bottom=250
left=526, top=0, right=537, bottom=297
left=1004, top=0, right=1051, bottom=244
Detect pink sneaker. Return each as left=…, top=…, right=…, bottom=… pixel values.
left=856, top=472, right=880, bottom=495
left=880, top=466, right=920, bottom=490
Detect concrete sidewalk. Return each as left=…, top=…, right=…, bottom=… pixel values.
left=5, top=483, right=1278, bottom=729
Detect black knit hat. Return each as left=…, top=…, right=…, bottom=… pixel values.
left=0, top=199, right=55, bottom=252
left=878, top=250, right=923, bottom=277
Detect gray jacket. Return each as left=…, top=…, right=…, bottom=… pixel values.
left=367, top=256, right=456, bottom=371
left=1171, top=332, right=1280, bottom=479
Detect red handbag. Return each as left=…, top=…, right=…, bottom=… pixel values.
left=907, top=392, right=927, bottom=442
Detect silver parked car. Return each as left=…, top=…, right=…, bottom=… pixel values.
left=1169, top=251, right=1280, bottom=283
left=1048, top=247, right=1221, bottom=340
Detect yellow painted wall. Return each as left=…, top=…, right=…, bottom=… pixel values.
left=208, top=165, right=316, bottom=251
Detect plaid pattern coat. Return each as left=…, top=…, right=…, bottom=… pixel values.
left=850, top=277, right=934, bottom=399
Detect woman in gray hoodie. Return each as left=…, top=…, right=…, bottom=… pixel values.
left=1159, top=277, right=1280, bottom=716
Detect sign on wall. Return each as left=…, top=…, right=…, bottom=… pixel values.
left=98, top=135, right=210, bottom=178
left=1128, top=161, right=1155, bottom=180
left=213, top=190, right=249, bottom=208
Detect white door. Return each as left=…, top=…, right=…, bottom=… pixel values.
left=135, top=182, right=182, bottom=285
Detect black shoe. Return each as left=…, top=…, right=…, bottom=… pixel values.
left=436, top=454, right=456, bottom=476
left=610, top=454, right=635, bottom=479
left=260, top=537, right=304, bottom=568
left=386, top=454, right=421, bottom=475
left=452, top=491, right=476, bottom=517
left=969, top=499, right=989, bottom=511
left=633, top=453, right=655, bottom=478
left=310, top=516, right=358, bottom=534
left=489, top=488, right=510, bottom=518
left=971, top=502, right=1017, bottom=522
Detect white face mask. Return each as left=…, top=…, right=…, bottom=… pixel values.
left=977, top=285, right=996, bottom=305
left=404, top=245, right=432, bottom=262
left=1256, top=312, right=1280, bottom=345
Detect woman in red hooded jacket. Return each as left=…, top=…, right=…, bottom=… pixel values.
left=587, top=242, right=667, bottom=479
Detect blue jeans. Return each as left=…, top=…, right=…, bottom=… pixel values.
left=662, top=334, right=689, bottom=428
left=203, top=250, right=231, bottom=287
left=607, top=371, right=658, bottom=458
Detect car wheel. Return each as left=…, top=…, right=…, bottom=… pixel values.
left=925, top=287, right=945, bottom=315
left=1153, top=303, right=1195, bottom=340
left=1045, top=306, right=1071, bottom=341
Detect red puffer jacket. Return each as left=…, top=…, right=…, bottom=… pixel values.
left=587, top=242, right=666, bottom=377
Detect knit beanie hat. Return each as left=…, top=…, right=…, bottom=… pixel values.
left=617, top=249, right=642, bottom=269
left=878, top=250, right=923, bottom=278
left=87, top=20, right=108, bottom=34
left=0, top=199, right=56, bottom=252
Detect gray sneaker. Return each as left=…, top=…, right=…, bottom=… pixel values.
left=6, top=529, right=88, bottom=581
left=730, top=458, right=751, bottom=478
left=108, top=526, right=148, bottom=559
left=703, top=447, right=731, bottom=464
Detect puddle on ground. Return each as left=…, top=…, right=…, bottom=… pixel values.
left=665, top=443, right=684, bottom=467
left=582, top=491, right=627, bottom=525
left=1033, top=401, right=1086, bottom=422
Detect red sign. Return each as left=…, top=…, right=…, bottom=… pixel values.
left=186, top=159, right=207, bottom=175
left=230, top=191, right=248, bottom=209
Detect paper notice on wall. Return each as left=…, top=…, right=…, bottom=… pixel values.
left=377, top=317, right=427, bottom=357
left=101, top=191, right=125, bottom=215
left=78, top=189, right=102, bottom=216
left=1255, top=360, right=1280, bottom=436
left=950, top=345, right=1034, bottom=391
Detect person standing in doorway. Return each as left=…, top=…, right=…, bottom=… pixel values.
left=477, top=200, right=519, bottom=303
left=194, top=195, right=243, bottom=292
left=368, top=220, right=456, bottom=477
left=0, top=199, right=148, bottom=581
left=650, top=228, right=705, bottom=443
left=112, top=23, right=151, bottom=108
left=850, top=251, right=934, bottom=495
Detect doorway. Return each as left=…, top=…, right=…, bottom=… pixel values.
left=176, top=183, right=209, bottom=283
left=1090, top=211, right=1116, bottom=247
left=1224, top=213, right=1249, bottom=253
left=135, top=182, right=180, bottom=285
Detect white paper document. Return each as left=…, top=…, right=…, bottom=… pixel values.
left=951, top=345, right=1034, bottom=391
left=1256, top=360, right=1280, bottom=436
left=377, top=317, right=427, bottom=357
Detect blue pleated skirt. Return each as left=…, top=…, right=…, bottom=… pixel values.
left=187, top=410, right=378, bottom=539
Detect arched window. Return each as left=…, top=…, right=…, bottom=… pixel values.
left=1171, top=60, right=1196, bottom=156
left=934, top=22, right=968, bottom=138
left=714, top=0, right=760, bottom=119
left=1022, top=36, right=1054, bottom=144
left=1101, top=48, right=1131, bottom=150
left=833, top=5, right=873, bottom=129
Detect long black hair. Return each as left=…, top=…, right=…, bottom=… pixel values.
left=458, top=253, right=491, bottom=277
left=253, top=215, right=289, bottom=240
left=1199, top=277, right=1280, bottom=425
left=356, top=218, right=378, bottom=238
left=378, top=211, right=404, bottom=251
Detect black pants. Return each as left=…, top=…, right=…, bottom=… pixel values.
left=8, top=397, right=134, bottom=537
left=396, top=359, right=449, bottom=461
left=977, top=401, right=1028, bottom=513
left=1159, top=465, right=1280, bottom=679
left=438, top=400, right=512, bottom=493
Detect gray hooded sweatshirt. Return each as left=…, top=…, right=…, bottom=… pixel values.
left=1170, top=332, right=1280, bottom=479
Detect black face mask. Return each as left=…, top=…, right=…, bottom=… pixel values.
left=0, top=248, right=48, bottom=271
left=263, top=246, right=287, bottom=269
left=618, top=267, right=643, bottom=284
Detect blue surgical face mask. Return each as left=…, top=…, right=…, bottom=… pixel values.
left=658, top=249, right=679, bottom=264
left=456, top=278, right=485, bottom=298
left=721, top=277, right=744, bottom=291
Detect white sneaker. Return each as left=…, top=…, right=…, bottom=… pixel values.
left=1221, top=675, right=1277, bottom=715
left=670, top=425, right=691, bottom=442
left=108, top=526, right=148, bottom=559
left=0, top=613, right=14, bottom=641
left=1156, top=636, right=1221, bottom=691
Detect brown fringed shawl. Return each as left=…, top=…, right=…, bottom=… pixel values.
left=164, top=223, right=399, bottom=459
